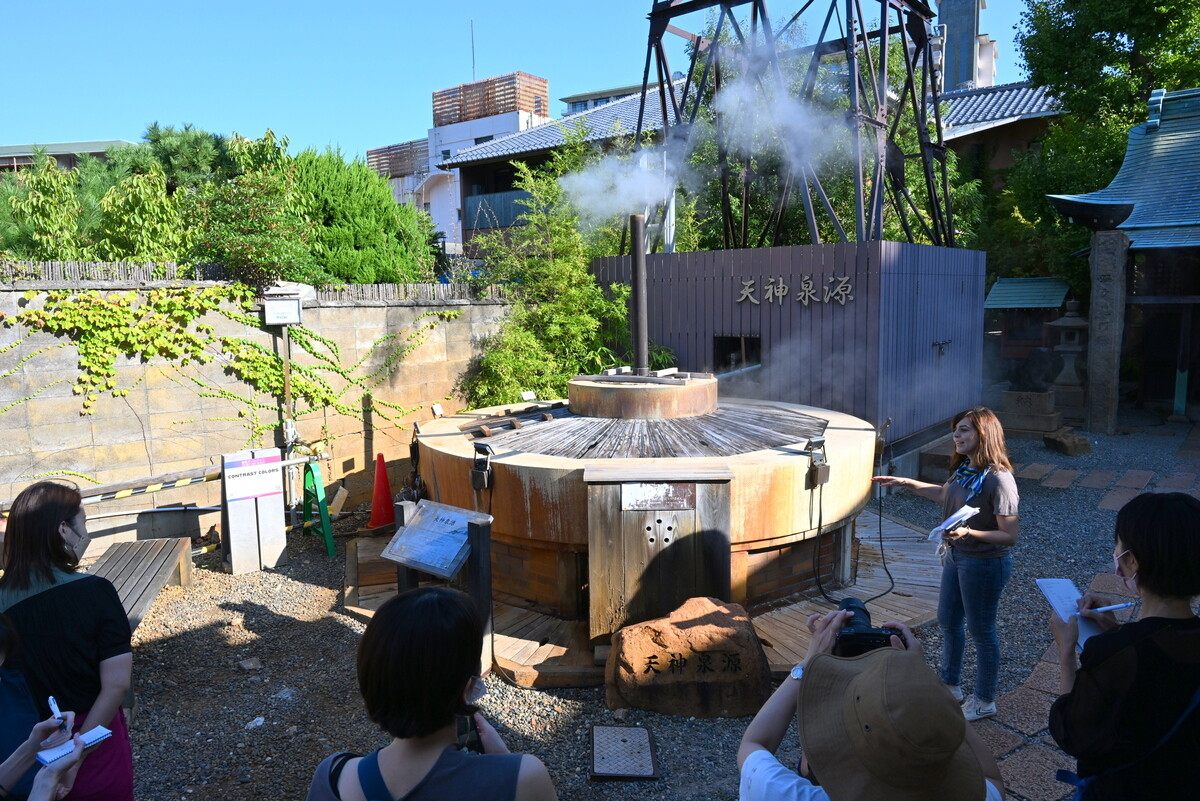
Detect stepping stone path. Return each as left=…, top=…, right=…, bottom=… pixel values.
left=1007, top=423, right=1200, bottom=510
left=982, top=572, right=1140, bottom=801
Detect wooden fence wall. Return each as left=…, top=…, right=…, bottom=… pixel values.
left=593, top=241, right=985, bottom=443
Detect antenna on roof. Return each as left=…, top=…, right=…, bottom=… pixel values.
left=470, top=20, right=476, bottom=82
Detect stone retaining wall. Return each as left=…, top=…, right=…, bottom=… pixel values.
left=0, top=281, right=507, bottom=552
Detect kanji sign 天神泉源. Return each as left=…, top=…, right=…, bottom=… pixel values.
left=736, top=276, right=855, bottom=306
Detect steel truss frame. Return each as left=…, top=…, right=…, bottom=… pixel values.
left=636, top=0, right=954, bottom=248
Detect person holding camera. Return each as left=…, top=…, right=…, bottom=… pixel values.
left=1047, top=491, right=1200, bottom=800
left=872, top=407, right=1019, bottom=721
left=738, top=609, right=1004, bottom=800
left=305, top=587, right=558, bottom=801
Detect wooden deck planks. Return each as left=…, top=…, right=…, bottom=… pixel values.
left=752, top=510, right=941, bottom=676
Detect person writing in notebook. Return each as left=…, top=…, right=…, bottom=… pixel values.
left=1048, top=491, right=1200, bottom=800
left=0, top=614, right=83, bottom=801
left=306, top=586, right=557, bottom=801
left=872, top=407, right=1019, bottom=721
left=0, top=482, right=133, bottom=801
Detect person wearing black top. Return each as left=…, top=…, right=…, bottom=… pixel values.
left=0, top=482, right=133, bottom=801
left=1048, top=491, right=1200, bottom=800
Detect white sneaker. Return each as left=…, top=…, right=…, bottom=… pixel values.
left=962, top=696, right=997, bottom=721
left=946, top=684, right=964, bottom=702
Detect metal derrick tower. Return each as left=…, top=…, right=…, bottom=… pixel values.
left=635, top=0, right=955, bottom=248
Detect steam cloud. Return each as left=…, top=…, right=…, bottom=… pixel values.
left=560, top=49, right=848, bottom=224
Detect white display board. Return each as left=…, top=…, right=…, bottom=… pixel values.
left=222, top=449, right=287, bottom=574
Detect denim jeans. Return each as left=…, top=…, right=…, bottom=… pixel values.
left=938, top=548, right=1013, bottom=703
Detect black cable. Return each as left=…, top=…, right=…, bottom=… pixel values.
left=812, top=478, right=838, bottom=604
left=863, top=420, right=896, bottom=604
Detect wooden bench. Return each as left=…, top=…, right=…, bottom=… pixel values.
left=88, top=537, right=194, bottom=631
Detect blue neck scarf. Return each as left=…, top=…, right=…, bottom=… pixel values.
left=951, top=462, right=991, bottom=504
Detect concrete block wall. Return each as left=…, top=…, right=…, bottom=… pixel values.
left=0, top=283, right=507, bottom=552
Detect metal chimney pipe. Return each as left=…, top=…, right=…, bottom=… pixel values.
left=630, top=214, right=650, bottom=376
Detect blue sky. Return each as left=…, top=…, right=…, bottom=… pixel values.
left=2, top=0, right=1027, bottom=160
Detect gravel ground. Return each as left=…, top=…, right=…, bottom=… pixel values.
left=128, top=411, right=1193, bottom=800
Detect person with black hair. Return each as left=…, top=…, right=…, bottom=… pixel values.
left=1048, top=491, right=1200, bottom=800
left=0, top=482, right=132, bottom=801
left=306, top=587, right=558, bottom=801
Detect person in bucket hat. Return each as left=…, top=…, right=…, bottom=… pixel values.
left=738, top=611, right=1004, bottom=801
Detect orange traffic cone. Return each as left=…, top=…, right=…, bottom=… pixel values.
left=365, top=454, right=396, bottom=530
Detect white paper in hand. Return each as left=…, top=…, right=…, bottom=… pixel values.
left=929, top=505, right=980, bottom=542
left=1035, top=578, right=1104, bottom=652
left=36, top=725, right=111, bottom=766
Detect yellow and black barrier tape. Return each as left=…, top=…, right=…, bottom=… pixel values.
left=83, top=470, right=222, bottom=505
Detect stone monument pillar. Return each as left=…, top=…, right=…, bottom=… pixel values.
left=1086, top=231, right=1129, bottom=434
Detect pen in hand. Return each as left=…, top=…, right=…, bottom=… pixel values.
left=1074, top=600, right=1139, bottom=616
left=48, top=696, right=67, bottom=731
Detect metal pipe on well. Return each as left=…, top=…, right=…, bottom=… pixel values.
left=630, top=213, right=650, bottom=376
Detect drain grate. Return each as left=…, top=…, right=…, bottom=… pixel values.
left=591, top=725, right=659, bottom=781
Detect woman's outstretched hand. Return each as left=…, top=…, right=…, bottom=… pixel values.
left=871, top=475, right=912, bottom=489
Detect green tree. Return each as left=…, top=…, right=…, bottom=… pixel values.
left=464, top=131, right=630, bottom=406
left=293, top=149, right=436, bottom=283
left=995, top=0, right=1200, bottom=294
left=185, top=168, right=325, bottom=290
left=6, top=154, right=88, bottom=260
left=107, top=123, right=234, bottom=194
left=1017, top=0, right=1200, bottom=120
left=95, top=166, right=187, bottom=262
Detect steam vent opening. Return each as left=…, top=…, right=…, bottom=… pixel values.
left=416, top=367, right=877, bottom=686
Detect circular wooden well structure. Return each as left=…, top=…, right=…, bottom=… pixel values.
left=417, top=373, right=876, bottom=650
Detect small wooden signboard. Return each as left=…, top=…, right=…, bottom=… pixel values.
left=381, top=500, right=492, bottom=579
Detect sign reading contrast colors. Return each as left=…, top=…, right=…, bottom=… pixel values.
left=223, top=453, right=284, bottom=502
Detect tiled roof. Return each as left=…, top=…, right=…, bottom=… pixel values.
left=1048, top=87, right=1200, bottom=250
left=941, top=81, right=1062, bottom=139
left=0, top=140, right=135, bottom=157
left=984, top=277, right=1070, bottom=310
left=445, top=80, right=1062, bottom=166
left=442, top=86, right=681, bottom=168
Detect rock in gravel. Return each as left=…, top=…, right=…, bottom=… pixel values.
left=606, top=596, right=771, bottom=717
left=238, top=657, right=263, bottom=671
left=244, top=716, right=265, bottom=730
left=1044, top=427, right=1091, bottom=456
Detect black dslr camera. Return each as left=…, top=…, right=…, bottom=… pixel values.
left=832, top=597, right=902, bottom=657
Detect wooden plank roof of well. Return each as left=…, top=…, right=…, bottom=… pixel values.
left=1048, top=86, right=1200, bottom=250
left=984, top=277, right=1070, bottom=310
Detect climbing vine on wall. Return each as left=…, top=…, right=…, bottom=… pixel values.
left=0, top=285, right=459, bottom=446
left=3, top=285, right=252, bottom=411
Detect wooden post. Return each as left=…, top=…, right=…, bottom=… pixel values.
left=465, top=520, right=493, bottom=675
left=394, top=501, right=419, bottom=593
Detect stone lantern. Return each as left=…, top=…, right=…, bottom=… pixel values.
left=1047, top=300, right=1089, bottom=425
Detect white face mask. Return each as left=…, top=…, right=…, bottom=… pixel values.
left=1113, top=548, right=1137, bottom=590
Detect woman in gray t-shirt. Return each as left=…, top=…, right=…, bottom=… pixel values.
left=873, top=407, right=1019, bottom=723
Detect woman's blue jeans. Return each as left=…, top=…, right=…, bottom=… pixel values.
left=938, top=548, right=1013, bottom=703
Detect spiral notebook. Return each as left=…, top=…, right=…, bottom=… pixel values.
left=35, top=726, right=111, bottom=766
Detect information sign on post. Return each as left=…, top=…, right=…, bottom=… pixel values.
left=221, top=448, right=287, bottom=574
left=382, top=500, right=494, bottom=674
left=382, top=500, right=491, bottom=579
